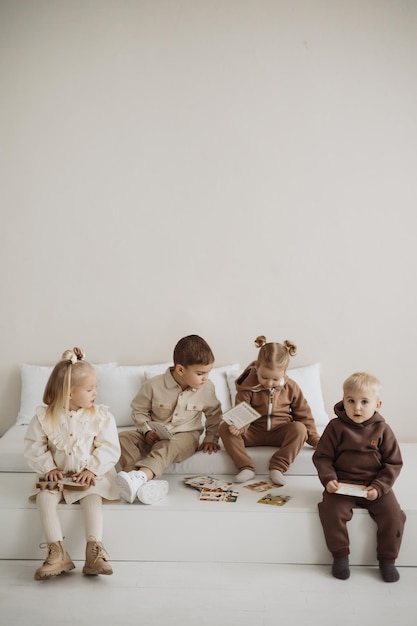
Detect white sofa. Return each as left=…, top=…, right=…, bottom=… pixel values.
left=0, top=360, right=330, bottom=475
left=1, top=360, right=416, bottom=567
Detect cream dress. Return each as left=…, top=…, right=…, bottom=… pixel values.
left=24, top=404, right=121, bottom=504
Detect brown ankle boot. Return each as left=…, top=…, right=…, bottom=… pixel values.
left=34, top=540, right=75, bottom=581
left=82, top=538, right=113, bottom=575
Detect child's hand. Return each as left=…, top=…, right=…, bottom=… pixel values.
left=228, top=424, right=245, bottom=436
left=364, top=486, right=378, bottom=501
left=326, top=480, right=340, bottom=493
left=145, top=430, right=160, bottom=446
left=199, top=441, right=220, bottom=454
left=44, top=469, right=64, bottom=482
left=73, top=469, right=96, bottom=487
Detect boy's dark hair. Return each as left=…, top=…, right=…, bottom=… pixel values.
left=173, top=335, right=215, bottom=367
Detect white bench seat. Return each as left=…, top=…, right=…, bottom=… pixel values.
left=1, top=443, right=416, bottom=567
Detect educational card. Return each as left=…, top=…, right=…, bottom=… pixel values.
left=147, top=421, right=174, bottom=440
left=336, top=483, right=368, bottom=498
left=222, top=402, right=261, bottom=428
left=184, top=475, right=234, bottom=491
left=257, top=493, right=292, bottom=506
left=199, top=488, right=239, bottom=503
left=244, top=480, right=276, bottom=492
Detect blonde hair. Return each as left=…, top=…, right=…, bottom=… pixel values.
left=343, top=372, right=381, bottom=397
left=43, top=347, right=95, bottom=426
left=254, top=335, right=297, bottom=370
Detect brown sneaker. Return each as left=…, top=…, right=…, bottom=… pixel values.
left=34, top=541, right=75, bottom=581
left=82, top=538, right=113, bottom=576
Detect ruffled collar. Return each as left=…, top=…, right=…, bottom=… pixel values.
left=36, top=405, right=107, bottom=454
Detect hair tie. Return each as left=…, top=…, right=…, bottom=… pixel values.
left=63, top=347, right=86, bottom=365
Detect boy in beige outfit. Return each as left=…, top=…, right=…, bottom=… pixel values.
left=117, top=335, right=222, bottom=504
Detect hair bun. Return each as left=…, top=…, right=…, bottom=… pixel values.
left=254, top=335, right=267, bottom=348
left=61, top=347, right=86, bottom=364
left=283, top=340, right=297, bottom=357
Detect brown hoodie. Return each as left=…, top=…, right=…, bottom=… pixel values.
left=235, top=362, right=320, bottom=447
left=312, top=400, right=403, bottom=497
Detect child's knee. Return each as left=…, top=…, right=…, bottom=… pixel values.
left=292, top=421, right=308, bottom=440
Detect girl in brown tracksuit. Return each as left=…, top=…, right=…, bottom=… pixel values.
left=313, top=372, right=406, bottom=583
left=219, top=335, right=320, bottom=485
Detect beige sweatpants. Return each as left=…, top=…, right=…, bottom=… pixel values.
left=118, top=429, right=201, bottom=477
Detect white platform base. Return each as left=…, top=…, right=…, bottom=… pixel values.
left=1, top=445, right=416, bottom=567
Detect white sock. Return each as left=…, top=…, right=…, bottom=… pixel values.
left=270, top=469, right=286, bottom=485
left=235, top=469, right=256, bottom=483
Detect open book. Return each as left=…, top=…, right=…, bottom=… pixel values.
left=336, top=483, right=368, bottom=498
left=147, top=421, right=173, bottom=440
left=223, top=401, right=261, bottom=429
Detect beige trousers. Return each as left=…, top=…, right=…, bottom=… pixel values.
left=118, top=429, right=201, bottom=478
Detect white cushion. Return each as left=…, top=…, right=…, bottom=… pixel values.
left=144, top=362, right=173, bottom=379
left=17, top=360, right=327, bottom=432
left=17, top=364, right=53, bottom=425
left=96, top=365, right=146, bottom=427
left=227, top=362, right=328, bottom=426
left=0, top=423, right=324, bottom=475
left=16, top=362, right=117, bottom=425
left=287, top=363, right=328, bottom=426
left=163, top=443, right=318, bottom=476
left=209, top=363, right=240, bottom=412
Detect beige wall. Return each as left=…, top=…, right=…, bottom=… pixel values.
left=1, top=0, right=416, bottom=440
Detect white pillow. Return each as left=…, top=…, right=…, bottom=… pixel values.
left=17, top=362, right=117, bottom=426
left=96, top=365, right=146, bottom=427
left=287, top=363, right=328, bottom=426
left=227, top=362, right=328, bottom=426
left=144, top=362, right=173, bottom=379
left=17, top=364, right=53, bottom=425
left=209, top=363, right=240, bottom=413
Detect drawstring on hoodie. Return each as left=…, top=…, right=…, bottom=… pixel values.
left=267, top=388, right=275, bottom=431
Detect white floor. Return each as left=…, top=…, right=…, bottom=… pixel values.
left=1, top=560, right=416, bottom=626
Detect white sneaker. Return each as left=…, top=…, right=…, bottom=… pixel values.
left=116, top=471, right=147, bottom=503
left=137, top=480, right=169, bottom=505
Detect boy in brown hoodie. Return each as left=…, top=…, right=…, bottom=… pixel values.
left=313, top=372, right=406, bottom=582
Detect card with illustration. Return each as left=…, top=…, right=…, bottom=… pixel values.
left=184, top=475, right=234, bottom=492
left=244, top=480, right=276, bottom=492
left=257, top=493, right=292, bottom=506
left=199, top=488, right=239, bottom=502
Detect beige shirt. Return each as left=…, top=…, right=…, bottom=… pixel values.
left=131, top=368, right=222, bottom=444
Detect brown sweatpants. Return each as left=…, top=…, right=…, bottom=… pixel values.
left=318, top=489, right=406, bottom=562
left=219, top=419, right=307, bottom=473
left=118, top=429, right=200, bottom=478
